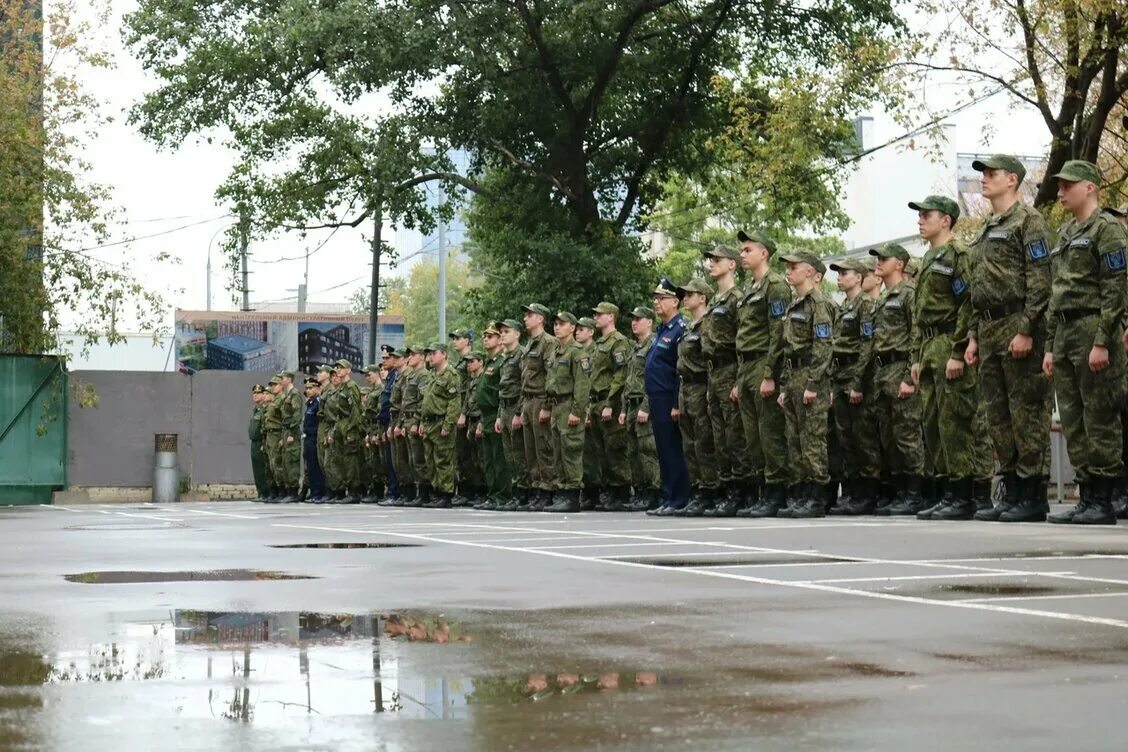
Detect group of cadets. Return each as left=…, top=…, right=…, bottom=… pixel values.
left=247, top=155, right=1128, bottom=525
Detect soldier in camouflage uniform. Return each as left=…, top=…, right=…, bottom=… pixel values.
left=1043, top=161, right=1128, bottom=525
left=776, top=251, right=835, bottom=518
left=1111, top=205, right=1128, bottom=519
left=735, top=231, right=794, bottom=518
left=326, top=359, right=363, bottom=503
left=671, top=280, right=719, bottom=517
left=478, top=325, right=512, bottom=508
left=419, top=343, right=462, bottom=507
left=313, top=365, right=337, bottom=497
left=459, top=351, right=487, bottom=505
left=575, top=317, right=602, bottom=509
left=403, top=347, right=431, bottom=506
left=520, top=304, right=558, bottom=511
left=964, top=155, right=1054, bottom=522
left=825, top=258, right=881, bottom=515
left=493, top=320, right=528, bottom=511
left=588, top=303, right=633, bottom=511
left=248, top=384, right=275, bottom=501
left=543, top=312, right=591, bottom=513
left=274, top=371, right=303, bottom=502
left=384, top=349, right=415, bottom=506
left=361, top=364, right=385, bottom=502
left=622, top=307, right=660, bottom=511
left=450, top=329, right=474, bottom=504
left=261, top=377, right=285, bottom=502
left=865, top=245, right=925, bottom=515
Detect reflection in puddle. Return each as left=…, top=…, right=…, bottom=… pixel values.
left=64, top=570, right=316, bottom=584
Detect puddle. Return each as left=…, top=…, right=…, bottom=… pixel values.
left=614, top=555, right=859, bottom=567
left=269, top=543, right=422, bottom=549
left=937, top=583, right=1058, bottom=597
left=66, top=522, right=193, bottom=531
left=64, top=570, right=316, bottom=584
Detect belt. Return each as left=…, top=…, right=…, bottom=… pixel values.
left=500, top=397, right=519, bottom=407
left=832, top=353, right=858, bottom=366
left=977, top=301, right=1023, bottom=321
left=920, top=321, right=957, bottom=338
left=708, top=349, right=738, bottom=367
left=873, top=350, right=909, bottom=366
left=1055, top=308, right=1099, bottom=322
left=591, top=389, right=610, bottom=400
left=624, top=395, right=645, bottom=406
left=423, top=413, right=444, bottom=421
left=680, top=371, right=708, bottom=384
left=783, top=352, right=812, bottom=370
left=738, top=349, right=769, bottom=363
left=522, top=391, right=546, bottom=398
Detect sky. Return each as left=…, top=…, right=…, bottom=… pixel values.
left=62, top=1, right=1051, bottom=330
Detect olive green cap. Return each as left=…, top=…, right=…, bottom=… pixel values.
left=268, top=376, right=281, bottom=385
left=468, top=350, right=485, bottom=362
left=971, top=154, right=1026, bottom=183
left=482, top=322, right=501, bottom=336
left=652, top=278, right=682, bottom=299
left=555, top=310, right=578, bottom=325
left=779, top=250, right=826, bottom=274
left=523, top=303, right=551, bottom=317
left=449, top=328, right=471, bottom=339
left=703, top=244, right=739, bottom=260
left=391, top=349, right=406, bottom=358
left=403, top=345, right=419, bottom=355
left=427, top=342, right=448, bottom=354
left=278, top=370, right=295, bottom=380
left=252, top=384, right=266, bottom=394
left=737, top=230, right=777, bottom=255
left=677, top=277, right=713, bottom=296
left=1051, top=160, right=1102, bottom=185
left=333, top=358, right=352, bottom=370
left=630, top=306, right=655, bottom=320
left=317, top=364, right=333, bottom=374
left=500, top=318, right=523, bottom=331
left=592, top=302, right=620, bottom=315
left=828, top=258, right=868, bottom=274
left=869, top=244, right=911, bottom=263
left=303, top=376, right=319, bottom=387
left=364, top=364, right=381, bottom=373
left=905, top=258, right=920, bottom=277
left=908, top=195, right=960, bottom=221
left=576, top=316, right=597, bottom=330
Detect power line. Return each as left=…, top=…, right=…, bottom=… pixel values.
left=65, top=214, right=235, bottom=253
left=256, top=225, right=343, bottom=264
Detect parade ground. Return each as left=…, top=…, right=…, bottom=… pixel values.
left=1, top=503, right=1127, bottom=751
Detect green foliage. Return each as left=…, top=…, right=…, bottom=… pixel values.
left=396, top=253, right=475, bottom=346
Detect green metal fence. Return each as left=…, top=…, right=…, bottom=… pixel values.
left=0, top=355, right=66, bottom=504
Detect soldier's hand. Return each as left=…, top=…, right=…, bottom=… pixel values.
left=803, top=389, right=817, bottom=405
left=669, top=408, right=679, bottom=422
left=494, top=418, right=502, bottom=434
left=777, top=392, right=786, bottom=407
left=1042, top=352, right=1054, bottom=378
left=457, top=414, right=467, bottom=428
left=325, top=436, right=333, bottom=445
left=475, top=424, right=483, bottom=438
left=1089, top=345, right=1109, bottom=373
left=568, top=413, right=581, bottom=426
left=759, top=378, right=775, bottom=399
left=945, top=358, right=965, bottom=380
left=538, top=409, right=550, bottom=424
left=637, top=410, right=649, bottom=424
left=1009, top=333, right=1033, bottom=359
left=729, top=386, right=739, bottom=403
left=849, top=390, right=864, bottom=405
left=910, top=363, right=921, bottom=386
left=897, top=381, right=915, bottom=399
left=511, top=415, right=522, bottom=430
left=286, top=436, right=294, bottom=445
left=601, top=406, right=613, bottom=421
left=618, top=412, right=626, bottom=426
left=440, top=427, right=449, bottom=437
left=964, top=336, right=979, bottom=365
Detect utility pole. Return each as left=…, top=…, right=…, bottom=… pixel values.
left=367, top=205, right=382, bottom=364
left=238, top=211, right=251, bottom=311
left=437, top=184, right=447, bottom=342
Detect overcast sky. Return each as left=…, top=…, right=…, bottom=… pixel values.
left=66, top=1, right=1051, bottom=330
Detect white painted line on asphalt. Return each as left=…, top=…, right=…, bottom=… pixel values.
left=602, top=550, right=825, bottom=560
left=912, top=555, right=1128, bottom=564
left=273, top=522, right=1128, bottom=630
left=803, top=572, right=1073, bottom=584
left=695, top=560, right=888, bottom=569
left=962, top=592, right=1128, bottom=604
left=525, top=541, right=718, bottom=550
left=109, top=511, right=184, bottom=523
left=38, top=504, right=79, bottom=512
left=182, top=508, right=259, bottom=520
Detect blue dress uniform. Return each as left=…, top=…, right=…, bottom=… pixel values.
left=646, top=280, right=691, bottom=510
left=303, top=389, right=326, bottom=500
left=380, top=367, right=399, bottom=499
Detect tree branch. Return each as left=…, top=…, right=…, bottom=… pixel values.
left=1012, top=0, right=1061, bottom=135
left=491, top=140, right=578, bottom=200
left=512, top=0, right=577, bottom=118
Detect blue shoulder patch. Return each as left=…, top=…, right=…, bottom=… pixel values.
left=1026, top=238, right=1049, bottom=262
left=951, top=276, right=968, bottom=295
left=769, top=300, right=786, bottom=318
left=1104, top=248, right=1126, bottom=272
left=815, top=322, right=831, bottom=340
left=861, top=321, right=875, bottom=338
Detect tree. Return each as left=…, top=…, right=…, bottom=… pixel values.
left=0, top=0, right=165, bottom=356
left=396, top=252, right=475, bottom=346
left=896, top=0, right=1128, bottom=207
left=348, top=277, right=405, bottom=317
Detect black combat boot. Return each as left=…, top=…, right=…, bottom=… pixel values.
left=706, top=485, right=741, bottom=517
left=681, top=488, right=715, bottom=517
left=846, top=477, right=880, bottom=515
left=776, top=484, right=802, bottom=518
left=999, top=476, right=1047, bottom=522
left=874, top=480, right=897, bottom=514
left=430, top=491, right=453, bottom=509
left=1049, top=478, right=1110, bottom=524
left=1113, top=477, right=1128, bottom=519
left=745, top=484, right=785, bottom=518
left=388, top=486, right=411, bottom=507
left=972, top=477, right=994, bottom=512
left=883, top=476, right=924, bottom=516
left=827, top=479, right=853, bottom=515
left=916, top=478, right=947, bottom=520
left=790, top=483, right=826, bottom=518
left=544, top=488, right=581, bottom=513
left=930, top=478, right=976, bottom=520
left=579, top=486, right=598, bottom=511
left=974, top=472, right=1017, bottom=521
left=824, top=480, right=841, bottom=514
left=603, top=486, right=629, bottom=512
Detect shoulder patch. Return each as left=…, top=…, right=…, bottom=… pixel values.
left=861, top=321, right=875, bottom=338
left=951, top=276, right=968, bottom=295
left=1026, top=238, right=1049, bottom=262
left=814, top=322, right=831, bottom=340
left=580, top=357, right=592, bottom=373
left=769, top=300, right=786, bottom=318
left=612, top=350, right=627, bottom=365
left=1104, top=248, right=1126, bottom=272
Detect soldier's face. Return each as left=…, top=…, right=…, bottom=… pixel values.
left=500, top=328, right=519, bottom=347
left=739, top=242, right=765, bottom=270
left=652, top=295, right=678, bottom=317
left=1056, top=179, right=1091, bottom=211
left=429, top=351, right=445, bottom=367
left=874, top=256, right=903, bottom=279
left=316, top=372, right=328, bottom=384
left=917, top=210, right=949, bottom=241
left=575, top=327, right=593, bottom=344
left=631, top=317, right=652, bottom=336
left=366, top=372, right=380, bottom=384
left=468, top=359, right=482, bottom=373
left=784, top=262, right=806, bottom=286
left=524, top=311, right=542, bottom=330
left=334, top=367, right=349, bottom=380
left=836, top=269, right=860, bottom=292
left=594, top=312, right=614, bottom=329
left=484, top=333, right=500, bottom=350
left=980, top=167, right=1016, bottom=199
left=554, top=320, right=574, bottom=339
left=707, top=255, right=734, bottom=278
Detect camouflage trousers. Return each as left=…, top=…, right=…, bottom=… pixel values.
left=978, top=315, right=1050, bottom=479
left=918, top=334, right=982, bottom=480
left=329, top=436, right=361, bottom=492
left=707, top=362, right=749, bottom=483
left=522, top=395, right=555, bottom=491
left=583, top=423, right=602, bottom=490
left=456, top=422, right=473, bottom=492
left=408, top=421, right=429, bottom=489
left=1053, top=316, right=1125, bottom=480
left=624, top=397, right=659, bottom=492
left=392, top=431, right=414, bottom=488
left=589, top=403, right=631, bottom=488
left=481, top=413, right=512, bottom=501
left=551, top=401, right=585, bottom=490
left=364, top=436, right=386, bottom=492
left=463, top=420, right=486, bottom=493
left=737, top=356, right=790, bottom=485
left=872, top=360, right=924, bottom=477
left=422, top=417, right=455, bottom=494
left=781, top=367, right=830, bottom=484
left=317, top=424, right=338, bottom=491
left=500, top=402, right=527, bottom=490
left=679, top=380, right=718, bottom=489
left=831, top=378, right=881, bottom=481
left=250, top=440, right=274, bottom=497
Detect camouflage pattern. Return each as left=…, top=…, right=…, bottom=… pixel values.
left=403, top=365, right=430, bottom=489
left=461, top=366, right=485, bottom=495
left=736, top=270, right=793, bottom=485
left=831, top=292, right=881, bottom=481
left=273, top=384, right=303, bottom=491
left=452, top=350, right=474, bottom=493
left=361, top=383, right=385, bottom=494
left=498, top=346, right=527, bottom=493
left=261, top=396, right=286, bottom=490
left=520, top=331, right=558, bottom=492
left=867, top=279, right=924, bottom=477
left=249, top=401, right=275, bottom=498
left=580, top=339, right=602, bottom=493
left=677, top=316, right=718, bottom=489
left=420, top=364, right=461, bottom=494
left=327, top=378, right=363, bottom=493
left=1047, top=209, right=1128, bottom=480
left=779, top=287, right=835, bottom=484
left=546, top=339, right=591, bottom=490
left=702, top=285, right=748, bottom=484
left=968, top=199, right=1053, bottom=479
left=624, top=333, right=659, bottom=493
left=317, top=381, right=339, bottom=491
left=588, top=329, right=632, bottom=488
left=389, top=368, right=414, bottom=488
left=479, top=351, right=512, bottom=501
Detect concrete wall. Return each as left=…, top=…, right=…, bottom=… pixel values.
left=68, top=370, right=267, bottom=487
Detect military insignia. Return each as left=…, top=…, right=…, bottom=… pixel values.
left=815, top=322, right=831, bottom=339
left=861, top=322, right=875, bottom=338
left=661, top=335, right=672, bottom=342
left=1026, top=238, right=1049, bottom=262
left=932, top=264, right=954, bottom=276
left=448, top=386, right=457, bottom=394
left=886, top=299, right=903, bottom=309
left=841, top=312, right=856, bottom=321
left=770, top=300, right=785, bottom=318
left=612, top=351, right=627, bottom=365
left=789, top=311, right=810, bottom=322
left=1104, top=249, right=1126, bottom=271
left=485, top=367, right=495, bottom=375
left=711, top=306, right=728, bottom=315
left=1070, top=237, right=1093, bottom=248
left=580, top=357, right=592, bottom=373
left=951, top=276, right=968, bottom=295
left=988, top=230, right=1011, bottom=240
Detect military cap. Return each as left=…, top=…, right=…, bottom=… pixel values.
left=333, top=358, right=352, bottom=370
left=779, top=250, right=826, bottom=274
left=523, top=303, right=551, bottom=317
left=703, top=244, right=739, bottom=260
left=556, top=310, right=578, bottom=325
left=278, top=370, right=296, bottom=380
left=380, top=348, right=395, bottom=359
left=736, top=230, right=777, bottom=255
left=862, top=257, right=877, bottom=273
left=468, top=350, right=485, bottom=362
left=317, top=364, right=333, bottom=374
left=971, top=154, right=1026, bottom=183
left=1107, top=205, right=1127, bottom=219
left=403, top=345, right=418, bottom=355
left=499, top=318, right=523, bottom=331
left=905, top=258, right=920, bottom=277
left=870, top=243, right=911, bottom=263
left=908, top=195, right=960, bottom=221
left=252, top=384, right=266, bottom=394
left=483, top=322, right=501, bottom=336
left=424, top=343, right=446, bottom=354
left=379, top=344, right=394, bottom=354
left=268, top=376, right=281, bottom=385
left=391, top=349, right=406, bottom=358
left=592, top=302, right=620, bottom=315
left=677, top=277, right=713, bottom=297
left=576, top=316, right=597, bottom=330
left=1051, top=160, right=1102, bottom=185
left=303, top=376, right=319, bottom=387
left=828, top=257, right=868, bottom=274
left=364, top=364, right=381, bottom=373
left=630, top=306, right=655, bottom=320
left=652, top=277, right=683, bottom=299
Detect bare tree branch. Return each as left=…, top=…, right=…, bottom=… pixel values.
left=1013, top=0, right=1062, bottom=135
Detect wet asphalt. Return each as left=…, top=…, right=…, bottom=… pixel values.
left=0, top=501, right=1127, bottom=751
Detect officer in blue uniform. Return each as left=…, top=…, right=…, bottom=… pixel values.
left=646, top=278, right=691, bottom=514
left=302, top=376, right=326, bottom=502
left=379, top=347, right=400, bottom=502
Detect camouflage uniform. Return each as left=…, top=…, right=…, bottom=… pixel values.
left=703, top=284, right=748, bottom=503
left=317, top=380, right=339, bottom=494
left=624, top=333, right=659, bottom=507
left=498, top=345, right=527, bottom=508
left=389, top=367, right=414, bottom=500
left=462, top=365, right=486, bottom=499
left=361, top=380, right=385, bottom=498
left=249, top=399, right=274, bottom=499
left=478, top=351, right=511, bottom=504
left=520, top=330, right=558, bottom=498
left=261, top=395, right=286, bottom=493
left=677, top=315, right=718, bottom=502
left=420, top=361, right=461, bottom=497
left=403, top=364, right=431, bottom=501
left=277, top=384, right=303, bottom=495
left=545, top=337, right=591, bottom=499
left=452, top=350, right=473, bottom=496
left=588, top=327, right=633, bottom=502
left=328, top=377, right=363, bottom=497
